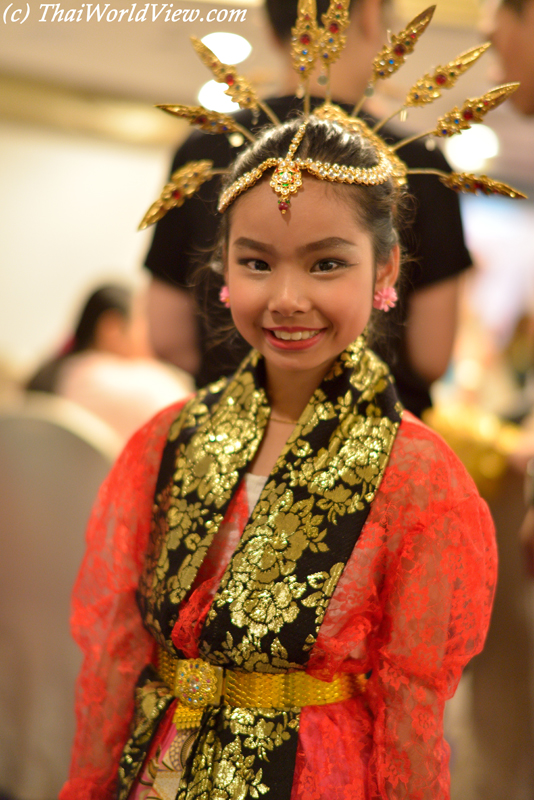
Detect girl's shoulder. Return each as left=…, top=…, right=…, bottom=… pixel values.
left=382, top=409, right=485, bottom=515
left=396, top=409, right=468, bottom=467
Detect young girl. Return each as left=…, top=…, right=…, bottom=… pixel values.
left=60, top=117, right=496, bottom=800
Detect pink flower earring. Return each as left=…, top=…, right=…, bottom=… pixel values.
left=373, top=286, right=398, bottom=312
left=219, top=285, right=230, bottom=308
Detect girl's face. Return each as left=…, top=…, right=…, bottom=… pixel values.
left=225, top=176, right=399, bottom=387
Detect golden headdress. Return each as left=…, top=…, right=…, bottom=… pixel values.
left=140, top=1, right=525, bottom=229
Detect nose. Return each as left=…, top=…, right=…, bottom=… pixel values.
left=267, top=269, right=311, bottom=317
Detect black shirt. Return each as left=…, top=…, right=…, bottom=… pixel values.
left=145, top=96, right=471, bottom=416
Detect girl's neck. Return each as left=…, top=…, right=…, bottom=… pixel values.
left=265, top=360, right=334, bottom=422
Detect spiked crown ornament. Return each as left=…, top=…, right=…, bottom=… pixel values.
left=140, top=1, right=525, bottom=231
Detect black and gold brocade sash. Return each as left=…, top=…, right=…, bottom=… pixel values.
left=118, top=337, right=402, bottom=800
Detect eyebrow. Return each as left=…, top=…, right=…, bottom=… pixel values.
left=232, top=236, right=358, bottom=255
left=296, top=237, right=358, bottom=255
left=233, top=237, right=275, bottom=254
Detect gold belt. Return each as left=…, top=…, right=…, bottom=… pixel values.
left=158, top=647, right=367, bottom=728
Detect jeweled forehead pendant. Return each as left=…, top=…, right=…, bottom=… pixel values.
left=270, top=121, right=309, bottom=214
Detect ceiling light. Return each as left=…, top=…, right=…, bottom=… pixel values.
left=198, top=80, right=240, bottom=112
left=201, top=32, right=252, bottom=64
left=444, top=125, right=500, bottom=173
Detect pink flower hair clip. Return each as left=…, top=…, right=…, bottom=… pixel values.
left=219, top=285, right=231, bottom=308
left=373, top=286, right=398, bottom=312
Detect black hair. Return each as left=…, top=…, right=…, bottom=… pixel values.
left=72, top=284, right=131, bottom=352
left=26, top=283, right=131, bottom=393
left=264, top=0, right=391, bottom=42
left=205, top=116, right=406, bottom=348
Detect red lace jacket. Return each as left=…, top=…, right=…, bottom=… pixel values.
left=60, top=401, right=496, bottom=800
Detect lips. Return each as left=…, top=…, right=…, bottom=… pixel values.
left=264, top=327, right=326, bottom=350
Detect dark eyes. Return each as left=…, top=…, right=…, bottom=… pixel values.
left=240, top=258, right=270, bottom=272
left=239, top=258, right=347, bottom=273
left=310, top=259, right=347, bottom=273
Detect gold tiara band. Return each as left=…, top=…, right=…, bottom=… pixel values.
left=217, top=150, right=396, bottom=213
left=217, top=120, right=397, bottom=214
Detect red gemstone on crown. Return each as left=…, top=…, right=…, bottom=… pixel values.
left=394, top=44, right=406, bottom=56
left=195, top=116, right=208, bottom=125
left=300, top=33, right=311, bottom=44
left=225, top=74, right=235, bottom=86
left=172, top=189, right=182, bottom=199
left=435, top=73, right=447, bottom=86
left=463, top=109, right=474, bottom=121
left=329, top=22, right=339, bottom=33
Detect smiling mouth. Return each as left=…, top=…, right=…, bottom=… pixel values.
left=264, top=327, right=326, bottom=350
left=268, top=329, right=322, bottom=341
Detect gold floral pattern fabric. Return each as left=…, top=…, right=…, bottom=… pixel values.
left=179, top=708, right=300, bottom=800
left=202, top=342, right=402, bottom=672
left=127, top=339, right=402, bottom=800
left=139, top=339, right=400, bottom=657
left=137, top=355, right=271, bottom=648
left=117, top=666, right=174, bottom=800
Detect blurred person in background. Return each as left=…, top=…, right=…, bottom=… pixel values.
left=27, top=283, right=132, bottom=394
left=491, top=0, right=534, bottom=572
left=491, top=0, right=534, bottom=115
left=144, top=0, right=472, bottom=418
left=26, top=283, right=193, bottom=441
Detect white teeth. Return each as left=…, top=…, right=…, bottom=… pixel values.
left=272, top=329, right=319, bottom=341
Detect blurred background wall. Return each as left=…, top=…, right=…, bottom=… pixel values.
left=0, top=120, right=168, bottom=371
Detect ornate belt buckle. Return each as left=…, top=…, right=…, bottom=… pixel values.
left=174, top=659, right=224, bottom=709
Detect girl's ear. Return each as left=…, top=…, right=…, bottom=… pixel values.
left=374, top=244, right=400, bottom=292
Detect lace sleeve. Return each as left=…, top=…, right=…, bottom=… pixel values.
left=60, top=401, right=187, bottom=800
left=367, top=491, right=496, bottom=800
